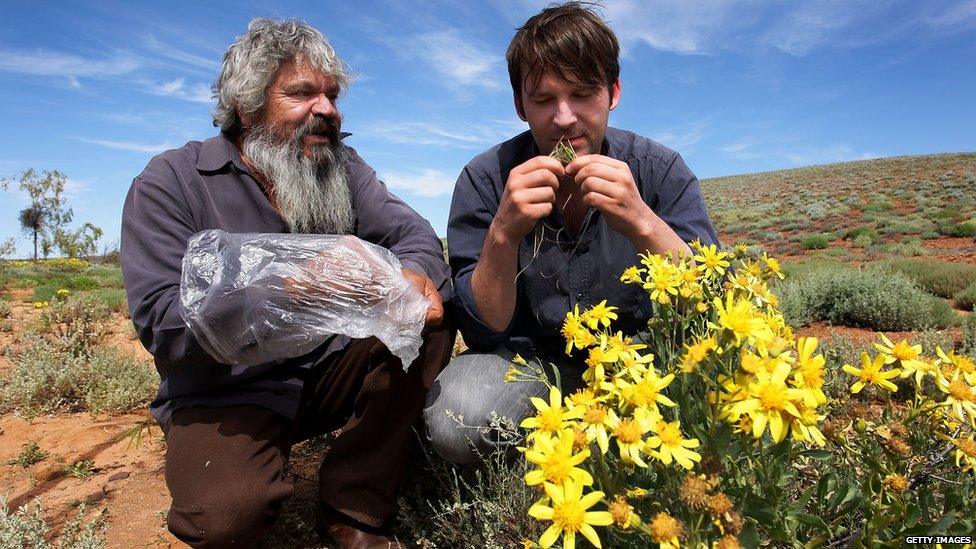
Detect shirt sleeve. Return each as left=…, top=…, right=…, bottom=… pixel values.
left=446, top=164, right=513, bottom=351
left=121, top=157, right=220, bottom=369
left=652, top=152, right=720, bottom=246
left=345, top=149, right=451, bottom=298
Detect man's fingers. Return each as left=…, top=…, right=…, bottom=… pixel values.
left=580, top=176, right=618, bottom=199
left=566, top=154, right=626, bottom=176
left=512, top=155, right=566, bottom=179
left=574, top=161, right=623, bottom=185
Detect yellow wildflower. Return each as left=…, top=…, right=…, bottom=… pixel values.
left=645, top=419, right=702, bottom=470
left=883, top=474, right=909, bottom=493
left=842, top=352, right=901, bottom=394
left=521, top=386, right=585, bottom=441
left=724, top=361, right=804, bottom=442
left=950, top=435, right=976, bottom=472
left=524, top=429, right=593, bottom=487
left=711, top=294, right=773, bottom=346
left=935, top=370, right=976, bottom=426
left=608, top=410, right=653, bottom=467
left=620, top=266, right=645, bottom=285
left=694, top=244, right=731, bottom=279
left=582, top=300, right=618, bottom=330
left=761, top=253, right=784, bottom=280
left=608, top=496, right=640, bottom=529
left=679, top=336, right=715, bottom=374
left=528, top=479, right=614, bottom=549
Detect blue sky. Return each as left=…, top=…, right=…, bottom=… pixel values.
left=1, top=0, right=975, bottom=257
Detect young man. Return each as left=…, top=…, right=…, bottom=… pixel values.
left=424, top=2, right=719, bottom=464
left=121, top=18, right=452, bottom=548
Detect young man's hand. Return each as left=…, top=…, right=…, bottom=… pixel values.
left=566, top=154, right=654, bottom=242
left=402, top=268, right=444, bottom=326
left=491, top=156, right=564, bottom=245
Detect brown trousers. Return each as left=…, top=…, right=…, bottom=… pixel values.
left=163, top=325, right=454, bottom=548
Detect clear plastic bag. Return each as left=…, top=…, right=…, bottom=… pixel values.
left=180, top=230, right=429, bottom=369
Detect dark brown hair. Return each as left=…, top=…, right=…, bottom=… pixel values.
left=506, top=2, right=620, bottom=99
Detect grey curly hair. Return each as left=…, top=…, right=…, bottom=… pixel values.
left=212, top=18, right=352, bottom=133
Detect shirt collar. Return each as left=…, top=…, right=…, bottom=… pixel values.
left=196, top=131, right=249, bottom=173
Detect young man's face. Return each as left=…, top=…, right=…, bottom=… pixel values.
left=516, top=70, right=621, bottom=157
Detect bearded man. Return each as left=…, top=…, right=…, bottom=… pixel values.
left=121, top=18, right=453, bottom=548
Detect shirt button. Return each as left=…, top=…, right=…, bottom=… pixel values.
left=576, top=293, right=584, bottom=301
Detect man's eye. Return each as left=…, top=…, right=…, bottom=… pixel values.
left=531, top=97, right=553, bottom=105
left=573, top=91, right=594, bottom=99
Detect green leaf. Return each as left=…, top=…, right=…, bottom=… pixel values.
left=799, top=449, right=833, bottom=460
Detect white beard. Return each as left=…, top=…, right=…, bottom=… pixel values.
left=242, top=122, right=354, bottom=235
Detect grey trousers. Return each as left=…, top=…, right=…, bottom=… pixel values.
left=422, top=345, right=583, bottom=464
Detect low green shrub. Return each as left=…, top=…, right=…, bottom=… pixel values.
left=799, top=234, right=831, bottom=250
left=0, top=300, right=10, bottom=319
left=941, top=222, right=976, bottom=237
left=92, top=288, right=128, bottom=316
left=39, top=295, right=111, bottom=357
left=0, top=333, right=157, bottom=417
left=881, top=259, right=976, bottom=298
left=0, top=499, right=105, bottom=549
left=6, top=441, right=48, bottom=468
left=843, top=226, right=878, bottom=242
left=774, top=264, right=957, bottom=330
left=954, top=282, right=976, bottom=311
left=963, top=314, right=976, bottom=356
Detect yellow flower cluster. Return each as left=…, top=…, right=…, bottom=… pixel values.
left=519, top=242, right=831, bottom=548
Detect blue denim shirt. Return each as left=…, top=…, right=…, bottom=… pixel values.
left=448, top=127, right=719, bottom=356
left=121, top=132, right=449, bottom=427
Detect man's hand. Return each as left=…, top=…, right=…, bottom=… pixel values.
left=490, top=156, right=564, bottom=245
left=567, top=154, right=691, bottom=256
left=402, top=268, right=444, bottom=326
left=566, top=154, right=655, bottom=241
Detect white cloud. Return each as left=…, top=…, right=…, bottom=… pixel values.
left=74, top=138, right=173, bottom=154
left=380, top=168, right=456, bottom=197
left=785, top=145, right=879, bottom=166
left=605, top=0, right=750, bottom=55
left=358, top=118, right=526, bottom=148
left=142, top=34, right=221, bottom=72
left=141, top=78, right=212, bottom=103
left=381, top=29, right=502, bottom=90
left=651, top=120, right=709, bottom=151
left=0, top=48, right=140, bottom=77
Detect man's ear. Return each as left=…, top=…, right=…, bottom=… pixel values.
left=609, top=78, right=621, bottom=111
left=514, top=93, right=527, bottom=121
left=238, top=108, right=251, bottom=128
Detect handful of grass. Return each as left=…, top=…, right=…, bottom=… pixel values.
left=549, top=135, right=577, bottom=166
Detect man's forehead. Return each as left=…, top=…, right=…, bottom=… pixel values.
left=525, top=69, right=599, bottom=95
left=272, top=57, right=336, bottom=87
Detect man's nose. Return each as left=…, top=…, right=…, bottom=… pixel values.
left=310, top=94, right=337, bottom=118
left=553, top=99, right=577, bottom=129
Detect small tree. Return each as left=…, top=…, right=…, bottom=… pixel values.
left=55, top=223, right=104, bottom=260
left=0, top=237, right=15, bottom=259
left=2, top=169, right=73, bottom=261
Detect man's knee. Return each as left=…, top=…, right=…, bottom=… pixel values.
left=168, top=482, right=291, bottom=548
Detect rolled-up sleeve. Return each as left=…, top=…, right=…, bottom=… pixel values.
left=346, top=150, right=451, bottom=298
left=652, top=152, right=720, bottom=246
left=121, top=158, right=219, bottom=369
left=446, top=165, right=512, bottom=350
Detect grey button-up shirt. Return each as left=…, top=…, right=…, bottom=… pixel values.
left=448, top=127, right=719, bottom=358
left=121, top=132, right=449, bottom=427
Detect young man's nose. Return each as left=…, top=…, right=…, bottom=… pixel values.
left=552, top=100, right=578, bottom=129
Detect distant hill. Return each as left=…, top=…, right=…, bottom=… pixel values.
left=699, top=152, right=976, bottom=260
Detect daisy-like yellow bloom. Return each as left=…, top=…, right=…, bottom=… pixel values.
left=648, top=512, right=685, bottom=549
left=793, top=337, right=827, bottom=406
left=55, top=288, right=70, bottom=300
left=679, top=336, right=716, bottom=374
left=578, top=403, right=615, bottom=455
left=524, top=429, right=593, bottom=487
left=645, top=266, right=680, bottom=305
left=874, top=333, right=931, bottom=385
left=937, top=347, right=976, bottom=385
left=934, top=370, right=976, bottom=426
left=582, top=300, right=618, bottom=330
left=604, top=332, right=647, bottom=363
left=528, top=479, right=614, bottom=549
left=616, top=369, right=677, bottom=412
left=521, top=386, right=585, bottom=442
left=561, top=305, right=594, bottom=355
left=950, top=435, right=976, bottom=472
left=33, top=300, right=49, bottom=309
left=791, top=401, right=827, bottom=447
left=625, top=487, right=649, bottom=499
left=761, top=253, right=784, bottom=280
left=694, top=244, right=731, bottom=279
left=724, top=361, right=804, bottom=442
left=608, top=410, right=653, bottom=467
left=711, top=294, right=773, bottom=346
left=566, top=387, right=603, bottom=408
left=620, top=266, right=645, bottom=285
left=645, top=419, right=702, bottom=469
left=843, top=352, right=901, bottom=394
